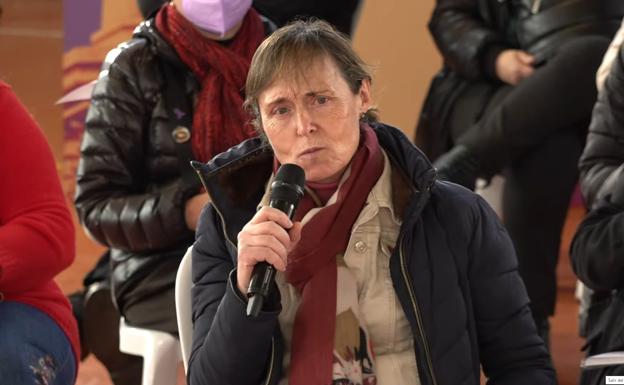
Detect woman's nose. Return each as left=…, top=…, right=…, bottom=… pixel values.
left=295, top=108, right=316, bottom=135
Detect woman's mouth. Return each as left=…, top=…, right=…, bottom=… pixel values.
left=298, top=147, right=323, bottom=158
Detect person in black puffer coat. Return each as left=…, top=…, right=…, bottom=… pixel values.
left=571, top=36, right=624, bottom=385
left=416, top=0, right=624, bottom=346
left=74, top=1, right=272, bottom=383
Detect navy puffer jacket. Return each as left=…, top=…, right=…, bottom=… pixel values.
left=188, top=123, right=555, bottom=385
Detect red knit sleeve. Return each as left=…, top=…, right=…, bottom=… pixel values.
left=0, top=82, right=75, bottom=294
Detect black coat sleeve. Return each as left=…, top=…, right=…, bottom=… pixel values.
left=188, top=204, right=281, bottom=385
left=579, top=44, right=624, bottom=208
left=571, top=184, right=624, bottom=292
left=467, top=196, right=555, bottom=384
left=429, top=0, right=507, bottom=80
left=74, top=41, right=194, bottom=252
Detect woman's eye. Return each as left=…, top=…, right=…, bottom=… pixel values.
left=274, top=107, right=290, bottom=115
left=316, top=96, right=329, bottom=105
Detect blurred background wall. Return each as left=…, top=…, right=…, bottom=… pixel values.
left=354, top=0, right=441, bottom=138
left=0, top=0, right=64, bottom=158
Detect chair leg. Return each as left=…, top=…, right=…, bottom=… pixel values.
left=119, top=318, right=182, bottom=385
left=142, top=337, right=181, bottom=385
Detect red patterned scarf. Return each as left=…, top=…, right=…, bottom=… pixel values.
left=285, top=124, right=384, bottom=385
left=155, top=4, right=264, bottom=162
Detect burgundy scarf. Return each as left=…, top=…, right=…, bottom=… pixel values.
left=155, top=4, right=265, bottom=162
left=285, top=124, right=384, bottom=385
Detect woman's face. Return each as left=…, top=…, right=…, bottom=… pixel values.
left=258, top=56, right=371, bottom=183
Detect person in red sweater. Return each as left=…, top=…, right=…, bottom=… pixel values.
left=0, top=81, right=80, bottom=384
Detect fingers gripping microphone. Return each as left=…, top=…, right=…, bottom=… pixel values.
left=246, top=164, right=305, bottom=318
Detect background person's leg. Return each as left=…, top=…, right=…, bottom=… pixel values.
left=502, top=130, right=584, bottom=347
left=440, top=83, right=510, bottom=189
left=437, top=35, right=610, bottom=185
left=83, top=281, right=143, bottom=385
left=120, top=256, right=179, bottom=334
left=69, top=250, right=111, bottom=361
left=462, top=36, right=609, bottom=173
left=0, top=302, right=76, bottom=385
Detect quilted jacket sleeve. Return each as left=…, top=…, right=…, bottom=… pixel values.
left=188, top=204, right=281, bottom=385
left=579, top=43, right=624, bottom=209
left=571, top=179, right=624, bottom=292
left=467, top=196, right=556, bottom=384
left=74, top=42, right=195, bottom=252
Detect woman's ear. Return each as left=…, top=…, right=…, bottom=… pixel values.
left=358, top=79, right=372, bottom=113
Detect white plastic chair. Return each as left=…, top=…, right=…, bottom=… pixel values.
left=118, top=317, right=181, bottom=385
left=175, top=246, right=194, bottom=372
left=118, top=249, right=189, bottom=384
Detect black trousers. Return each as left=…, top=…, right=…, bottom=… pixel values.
left=81, top=253, right=179, bottom=385
left=120, top=256, right=179, bottom=334
left=448, top=36, right=610, bottom=319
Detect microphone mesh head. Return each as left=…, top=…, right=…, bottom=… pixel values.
left=271, top=164, right=305, bottom=202
left=275, top=164, right=305, bottom=189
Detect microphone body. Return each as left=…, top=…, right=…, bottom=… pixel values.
left=246, top=165, right=305, bottom=317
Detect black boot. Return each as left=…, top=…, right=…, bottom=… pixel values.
left=433, top=145, right=480, bottom=190
left=83, top=282, right=143, bottom=385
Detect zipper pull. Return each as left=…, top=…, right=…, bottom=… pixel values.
left=532, top=0, right=542, bottom=14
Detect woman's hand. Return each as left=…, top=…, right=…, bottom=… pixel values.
left=185, top=193, right=210, bottom=230
left=236, top=206, right=302, bottom=295
left=495, top=49, right=535, bottom=85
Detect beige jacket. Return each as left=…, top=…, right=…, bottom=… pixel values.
left=260, top=150, right=420, bottom=385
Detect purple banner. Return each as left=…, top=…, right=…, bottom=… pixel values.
left=63, top=0, right=102, bottom=52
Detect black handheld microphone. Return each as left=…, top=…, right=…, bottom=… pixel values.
left=246, top=163, right=305, bottom=318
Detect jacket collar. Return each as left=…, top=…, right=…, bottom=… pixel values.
left=134, top=18, right=188, bottom=70
left=192, top=123, right=437, bottom=246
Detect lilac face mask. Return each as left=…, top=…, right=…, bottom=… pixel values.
left=181, top=0, right=252, bottom=37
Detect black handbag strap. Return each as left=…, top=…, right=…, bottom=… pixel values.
left=160, top=58, right=198, bottom=186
